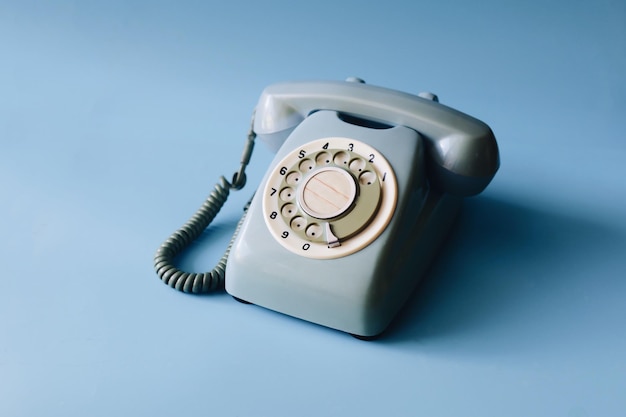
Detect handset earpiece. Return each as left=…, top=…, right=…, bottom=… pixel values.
left=253, top=79, right=499, bottom=196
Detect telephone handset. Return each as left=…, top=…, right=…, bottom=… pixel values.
left=154, top=78, right=499, bottom=339
left=253, top=79, right=499, bottom=196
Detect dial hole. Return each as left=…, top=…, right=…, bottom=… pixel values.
left=286, top=171, right=301, bottom=186
left=279, top=187, right=295, bottom=201
left=281, top=203, right=297, bottom=218
left=299, top=159, right=315, bottom=171
left=349, top=158, right=366, bottom=172
left=306, top=223, right=322, bottom=239
left=316, top=152, right=332, bottom=165
left=290, top=216, right=306, bottom=231
left=359, top=171, right=377, bottom=186
left=333, top=151, right=350, bottom=165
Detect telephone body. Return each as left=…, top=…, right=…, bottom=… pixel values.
left=224, top=79, right=499, bottom=338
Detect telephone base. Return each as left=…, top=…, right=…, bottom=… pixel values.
left=226, top=189, right=462, bottom=338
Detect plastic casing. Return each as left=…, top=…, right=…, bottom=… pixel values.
left=226, top=110, right=460, bottom=337
left=226, top=80, right=498, bottom=337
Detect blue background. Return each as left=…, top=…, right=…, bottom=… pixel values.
left=2, top=1, right=625, bottom=416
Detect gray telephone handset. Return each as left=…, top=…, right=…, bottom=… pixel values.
left=155, top=78, right=499, bottom=339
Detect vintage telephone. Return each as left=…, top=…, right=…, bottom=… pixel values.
left=154, top=78, right=499, bottom=339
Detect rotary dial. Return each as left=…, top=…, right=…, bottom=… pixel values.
left=262, top=137, right=397, bottom=259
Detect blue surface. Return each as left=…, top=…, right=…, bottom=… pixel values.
left=2, top=1, right=625, bottom=416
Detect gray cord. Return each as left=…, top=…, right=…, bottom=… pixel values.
left=154, top=112, right=256, bottom=293
left=153, top=176, right=249, bottom=293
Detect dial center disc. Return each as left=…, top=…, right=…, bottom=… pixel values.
left=298, top=167, right=357, bottom=220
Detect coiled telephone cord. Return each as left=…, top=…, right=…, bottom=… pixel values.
left=154, top=117, right=256, bottom=293
left=153, top=176, right=248, bottom=293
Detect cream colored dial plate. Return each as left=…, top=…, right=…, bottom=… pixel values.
left=262, top=137, right=397, bottom=259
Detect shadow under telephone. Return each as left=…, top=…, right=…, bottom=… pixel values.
left=154, top=78, right=499, bottom=339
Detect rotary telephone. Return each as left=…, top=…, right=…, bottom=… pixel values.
left=154, top=78, right=499, bottom=339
